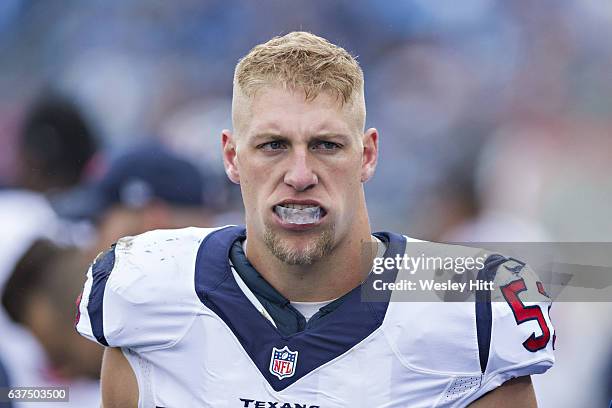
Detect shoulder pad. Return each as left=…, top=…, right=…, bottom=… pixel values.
left=76, top=227, right=214, bottom=350
left=483, top=258, right=555, bottom=383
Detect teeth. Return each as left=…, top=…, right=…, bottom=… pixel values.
left=275, top=205, right=321, bottom=224
left=281, top=203, right=316, bottom=210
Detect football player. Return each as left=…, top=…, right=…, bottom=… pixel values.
left=76, top=32, right=554, bottom=407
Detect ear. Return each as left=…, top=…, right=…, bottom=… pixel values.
left=222, top=130, right=240, bottom=184
left=361, top=128, right=379, bottom=182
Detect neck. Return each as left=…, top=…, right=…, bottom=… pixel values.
left=245, top=210, right=377, bottom=302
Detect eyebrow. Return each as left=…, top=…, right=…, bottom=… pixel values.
left=311, top=133, right=351, bottom=144
left=250, top=133, right=289, bottom=144
left=250, top=133, right=351, bottom=144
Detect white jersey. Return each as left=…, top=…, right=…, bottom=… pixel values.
left=76, top=226, right=554, bottom=408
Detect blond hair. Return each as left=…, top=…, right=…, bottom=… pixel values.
left=234, top=31, right=363, bottom=105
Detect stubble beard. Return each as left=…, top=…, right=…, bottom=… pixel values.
left=263, top=224, right=335, bottom=265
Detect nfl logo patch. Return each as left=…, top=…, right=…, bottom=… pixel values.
left=269, top=346, right=298, bottom=380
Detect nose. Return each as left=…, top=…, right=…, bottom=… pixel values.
left=284, top=150, right=318, bottom=192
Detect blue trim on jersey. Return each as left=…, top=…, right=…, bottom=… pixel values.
left=195, top=225, right=406, bottom=391
left=87, top=245, right=117, bottom=347
left=229, top=239, right=307, bottom=336
left=475, top=254, right=507, bottom=373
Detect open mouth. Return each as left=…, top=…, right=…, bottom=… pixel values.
left=273, top=203, right=327, bottom=225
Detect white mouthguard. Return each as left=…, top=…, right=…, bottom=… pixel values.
left=275, top=206, right=321, bottom=225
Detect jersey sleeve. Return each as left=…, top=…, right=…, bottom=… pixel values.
left=469, top=256, right=555, bottom=402
left=75, top=228, right=206, bottom=351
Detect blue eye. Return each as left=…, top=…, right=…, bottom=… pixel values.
left=259, top=141, right=287, bottom=151
left=313, top=141, right=341, bottom=150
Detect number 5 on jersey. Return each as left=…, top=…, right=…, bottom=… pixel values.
left=501, top=278, right=553, bottom=352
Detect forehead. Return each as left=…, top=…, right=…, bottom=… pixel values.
left=234, top=86, right=361, bottom=138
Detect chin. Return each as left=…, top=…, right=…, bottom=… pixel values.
left=263, top=223, right=335, bottom=265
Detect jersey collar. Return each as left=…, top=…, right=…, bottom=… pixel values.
left=195, top=225, right=406, bottom=391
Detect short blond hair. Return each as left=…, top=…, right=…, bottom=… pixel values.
left=234, top=31, right=363, bottom=105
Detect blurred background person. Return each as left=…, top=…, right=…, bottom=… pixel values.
left=54, top=144, right=228, bottom=257
left=0, top=92, right=100, bottom=245
left=0, top=170, right=64, bottom=406
left=1, top=240, right=101, bottom=407
left=10, top=93, right=99, bottom=195
left=0, top=91, right=101, bottom=405
left=0, top=90, right=100, bottom=314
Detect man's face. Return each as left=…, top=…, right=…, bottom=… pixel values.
left=223, top=86, right=377, bottom=265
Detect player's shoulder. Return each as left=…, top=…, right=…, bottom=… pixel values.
left=113, top=226, right=215, bottom=261
left=87, top=227, right=212, bottom=297
left=384, top=234, right=554, bottom=377
left=487, top=256, right=555, bottom=369
left=112, top=226, right=211, bottom=270
left=76, top=226, right=228, bottom=350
